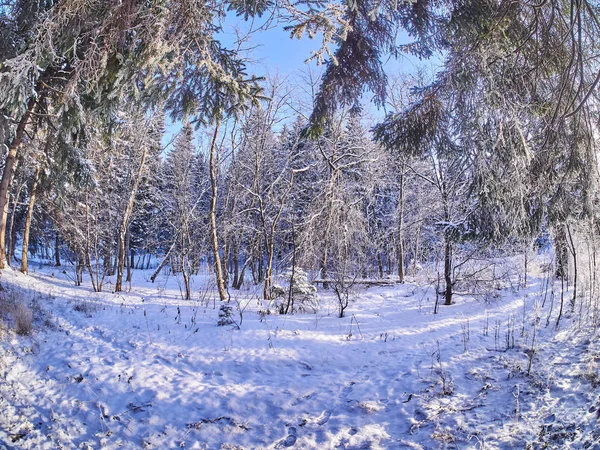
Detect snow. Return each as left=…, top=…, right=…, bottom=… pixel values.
left=1, top=261, right=600, bottom=449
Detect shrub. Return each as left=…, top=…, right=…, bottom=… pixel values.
left=13, top=303, right=33, bottom=336
left=72, top=301, right=97, bottom=317
left=217, top=304, right=235, bottom=327
left=271, top=268, right=319, bottom=314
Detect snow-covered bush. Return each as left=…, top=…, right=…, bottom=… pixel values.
left=270, top=268, right=319, bottom=314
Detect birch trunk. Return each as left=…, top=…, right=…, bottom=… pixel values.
left=397, top=166, right=405, bottom=283
left=208, top=121, right=227, bottom=302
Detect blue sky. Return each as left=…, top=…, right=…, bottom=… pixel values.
left=219, top=13, right=323, bottom=77
left=163, top=16, right=324, bottom=149
left=163, top=13, right=437, bottom=149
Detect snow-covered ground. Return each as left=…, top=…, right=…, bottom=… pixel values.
left=1, top=261, right=600, bottom=449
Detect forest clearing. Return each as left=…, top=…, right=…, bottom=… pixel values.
left=3, top=0, right=600, bottom=448
left=1, top=254, right=599, bottom=449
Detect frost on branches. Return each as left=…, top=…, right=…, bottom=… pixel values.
left=270, top=268, right=319, bottom=314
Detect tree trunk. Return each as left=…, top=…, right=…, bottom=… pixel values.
left=20, top=167, right=41, bottom=274
left=181, top=233, right=191, bottom=300
left=115, top=228, right=127, bottom=290
left=7, top=182, right=25, bottom=264
left=443, top=234, right=453, bottom=306
left=54, top=232, right=61, bottom=266
left=115, top=145, right=149, bottom=292
left=84, top=191, right=100, bottom=292
left=136, top=250, right=144, bottom=269
left=208, top=121, right=227, bottom=302
left=377, top=252, right=384, bottom=279
left=0, top=95, right=38, bottom=269
left=232, top=242, right=240, bottom=289
left=182, top=265, right=191, bottom=299
left=257, top=252, right=264, bottom=283
left=523, top=246, right=528, bottom=289
left=413, top=224, right=421, bottom=275
left=8, top=211, right=18, bottom=264
left=320, top=254, right=329, bottom=289
left=125, top=238, right=131, bottom=280
left=263, top=240, right=274, bottom=300
left=234, top=256, right=251, bottom=290
left=76, top=255, right=84, bottom=286
left=555, top=224, right=569, bottom=280
left=151, top=245, right=174, bottom=282
left=284, top=223, right=297, bottom=314
left=566, top=224, right=577, bottom=312
left=125, top=246, right=139, bottom=283
left=222, top=239, right=230, bottom=288
left=106, top=248, right=115, bottom=277
left=251, top=256, right=257, bottom=284
left=85, top=249, right=99, bottom=292
left=397, top=166, right=405, bottom=283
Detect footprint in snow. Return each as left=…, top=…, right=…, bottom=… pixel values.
left=341, top=381, right=356, bottom=398
left=299, top=361, right=312, bottom=371
left=276, top=427, right=297, bottom=448
left=316, top=410, right=331, bottom=425
left=291, top=392, right=314, bottom=406
left=153, top=355, right=172, bottom=366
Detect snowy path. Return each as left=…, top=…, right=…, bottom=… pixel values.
left=1, top=267, right=599, bottom=449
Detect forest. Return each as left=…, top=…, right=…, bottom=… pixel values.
left=2, top=0, right=600, bottom=448
left=0, top=0, right=598, bottom=304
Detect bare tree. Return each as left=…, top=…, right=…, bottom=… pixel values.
left=208, top=121, right=228, bottom=302
left=115, top=107, right=163, bottom=292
